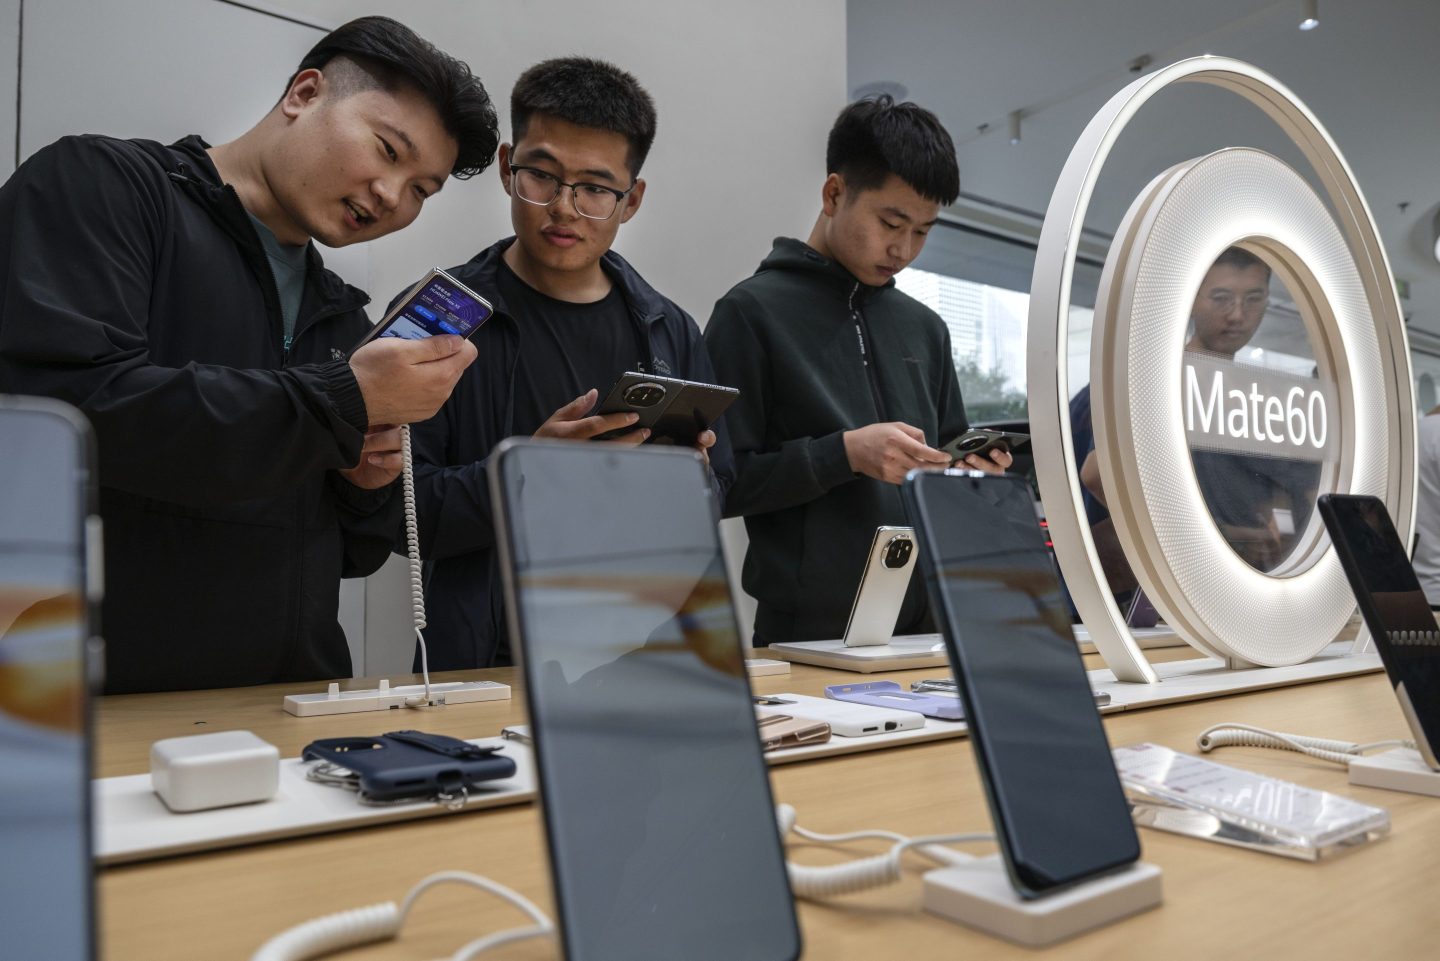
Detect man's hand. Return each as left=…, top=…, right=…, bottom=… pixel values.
left=338, top=425, right=403, bottom=490
left=694, top=428, right=716, bottom=468
left=843, top=422, right=951, bottom=485
left=535, top=389, right=649, bottom=445
left=350, top=335, right=477, bottom=427
left=959, top=446, right=1013, bottom=475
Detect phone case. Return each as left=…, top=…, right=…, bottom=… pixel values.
left=842, top=526, right=916, bottom=647
left=594, top=371, right=739, bottom=444
left=302, top=730, right=516, bottom=802
left=755, top=712, right=832, bottom=751
left=824, top=680, right=965, bottom=721
left=941, top=429, right=1030, bottom=462
left=770, top=692, right=925, bottom=737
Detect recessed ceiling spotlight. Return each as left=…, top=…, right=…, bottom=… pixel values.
left=851, top=81, right=908, bottom=102
left=1008, top=111, right=1022, bottom=145
left=1299, top=0, right=1319, bottom=30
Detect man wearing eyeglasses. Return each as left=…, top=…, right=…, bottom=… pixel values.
left=395, top=57, right=734, bottom=670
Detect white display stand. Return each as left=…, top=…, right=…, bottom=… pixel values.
left=94, top=737, right=535, bottom=865
left=283, top=680, right=510, bottom=717
left=745, top=658, right=791, bottom=677
left=1349, top=748, right=1440, bottom=798
left=766, top=634, right=947, bottom=673
left=1073, top=624, right=1184, bottom=655
left=923, top=855, right=1163, bottom=947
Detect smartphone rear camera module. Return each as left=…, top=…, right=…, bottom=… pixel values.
left=959, top=435, right=987, bottom=452
left=622, top=383, right=667, bottom=408
left=883, top=537, right=913, bottom=569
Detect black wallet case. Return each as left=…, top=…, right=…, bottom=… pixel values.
left=302, top=730, right=516, bottom=803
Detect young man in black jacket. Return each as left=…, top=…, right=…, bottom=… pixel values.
left=705, top=96, right=1010, bottom=646
left=404, top=57, right=735, bottom=670
left=0, top=18, right=498, bottom=693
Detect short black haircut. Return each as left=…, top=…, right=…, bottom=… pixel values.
left=826, top=95, right=959, bottom=206
left=1212, top=245, right=1273, bottom=279
left=287, top=16, right=499, bottom=179
left=511, top=57, right=658, bottom=177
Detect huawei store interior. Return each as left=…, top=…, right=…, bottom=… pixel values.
left=5, top=1, right=1440, bottom=959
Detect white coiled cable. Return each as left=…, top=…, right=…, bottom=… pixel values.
left=1196, top=722, right=1416, bottom=768
left=399, top=424, right=434, bottom=707
left=250, top=870, right=553, bottom=961
left=774, top=802, right=992, bottom=899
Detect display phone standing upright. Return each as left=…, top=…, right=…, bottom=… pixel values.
left=1317, top=493, right=1440, bottom=768
left=490, top=440, right=800, bottom=961
left=842, top=525, right=916, bottom=646
left=351, top=267, right=494, bottom=350
left=0, top=396, right=99, bottom=959
left=901, top=469, right=1140, bottom=899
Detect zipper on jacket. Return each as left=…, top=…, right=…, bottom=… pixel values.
left=850, top=283, right=888, bottom=420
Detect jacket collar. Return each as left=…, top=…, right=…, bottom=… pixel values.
left=757, top=236, right=895, bottom=306
left=463, top=237, right=670, bottom=329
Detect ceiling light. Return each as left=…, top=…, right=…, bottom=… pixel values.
left=1299, top=0, right=1319, bottom=30
left=1008, top=111, right=1022, bottom=145
left=1432, top=208, right=1440, bottom=264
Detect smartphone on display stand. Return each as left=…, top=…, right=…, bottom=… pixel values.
left=842, top=526, right=917, bottom=647
left=902, top=468, right=1140, bottom=899
left=0, top=397, right=100, bottom=960
left=490, top=440, right=800, bottom=961
left=352, top=267, right=494, bottom=350
left=593, top=371, right=738, bottom=445
left=1317, top=493, right=1440, bottom=768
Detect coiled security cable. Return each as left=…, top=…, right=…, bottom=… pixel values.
left=400, top=423, right=434, bottom=707
left=250, top=870, right=553, bottom=961
left=774, top=802, right=993, bottom=899
left=1196, top=722, right=1416, bottom=768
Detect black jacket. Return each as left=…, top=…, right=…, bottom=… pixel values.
left=705, top=238, right=969, bottom=642
left=406, top=238, right=736, bottom=670
left=0, top=134, right=399, bottom=693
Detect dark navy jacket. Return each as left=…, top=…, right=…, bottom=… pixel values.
left=406, top=238, right=735, bottom=669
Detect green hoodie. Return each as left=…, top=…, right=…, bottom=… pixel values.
left=706, top=237, right=970, bottom=642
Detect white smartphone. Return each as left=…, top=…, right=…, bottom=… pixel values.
left=768, top=692, right=924, bottom=737
left=842, top=526, right=916, bottom=647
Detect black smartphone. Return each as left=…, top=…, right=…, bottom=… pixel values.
left=0, top=396, right=100, bottom=960
left=593, top=371, right=738, bottom=444
left=941, top=428, right=1030, bottom=463
left=1317, top=493, right=1440, bottom=768
left=353, top=267, right=494, bottom=350
left=902, top=468, right=1140, bottom=899
left=490, top=440, right=800, bottom=961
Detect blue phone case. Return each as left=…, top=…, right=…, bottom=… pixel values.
left=302, top=730, right=516, bottom=802
left=824, top=680, right=965, bottom=721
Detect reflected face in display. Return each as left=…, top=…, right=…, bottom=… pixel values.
left=267, top=69, right=456, bottom=248
left=818, top=173, right=939, bottom=287
left=1187, top=262, right=1271, bottom=357
left=499, top=114, right=644, bottom=280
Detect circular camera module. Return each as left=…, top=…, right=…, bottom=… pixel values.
left=623, top=383, right=667, bottom=408
left=959, top=434, right=986, bottom=452
left=883, top=536, right=913, bottom=569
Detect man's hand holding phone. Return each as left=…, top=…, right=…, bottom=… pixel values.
left=349, top=335, right=477, bottom=427
left=843, top=422, right=951, bottom=485
left=535, top=389, right=650, bottom=445
left=338, top=425, right=404, bottom=490
left=960, top=447, right=1013, bottom=474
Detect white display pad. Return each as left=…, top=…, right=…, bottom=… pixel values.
left=95, top=737, right=535, bottom=865
left=1074, top=625, right=1184, bottom=655
left=1349, top=748, right=1440, bottom=798
left=924, top=856, right=1162, bottom=947
left=766, top=634, right=948, bottom=673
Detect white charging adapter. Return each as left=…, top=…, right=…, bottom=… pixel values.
left=151, top=730, right=280, bottom=813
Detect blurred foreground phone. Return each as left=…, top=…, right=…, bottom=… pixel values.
left=490, top=440, right=800, bottom=961
left=352, top=267, right=493, bottom=350
left=842, top=526, right=916, bottom=647
left=902, top=468, right=1140, bottom=899
left=0, top=397, right=99, bottom=959
left=1317, top=494, right=1440, bottom=768
left=593, top=371, right=738, bottom=445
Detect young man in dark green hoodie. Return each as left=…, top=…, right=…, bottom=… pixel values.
left=705, top=96, right=1011, bottom=645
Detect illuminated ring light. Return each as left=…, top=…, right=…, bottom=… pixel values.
left=1028, top=58, right=1414, bottom=680
left=1092, top=148, right=1381, bottom=665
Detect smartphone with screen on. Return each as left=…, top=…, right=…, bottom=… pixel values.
left=0, top=396, right=100, bottom=960
left=1317, top=493, right=1440, bottom=769
left=902, top=468, right=1140, bottom=899
left=352, top=267, right=493, bottom=350
left=490, top=440, right=800, bottom=961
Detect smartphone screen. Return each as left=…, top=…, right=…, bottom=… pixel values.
left=492, top=442, right=799, bottom=961
left=0, top=399, right=95, bottom=959
left=375, top=271, right=492, bottom=342
left=1317, top=494, right=1440, bottom=764
left=903, top=469, right=1139, bottom=898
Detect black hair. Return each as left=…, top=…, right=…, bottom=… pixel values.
left=287, top=16, right=499, bottom=179
left=1212, top=245, right=1273, bottom=278
left=826, top=95, right=959, bottom=205
left=511, top=57, right=658, bottom=177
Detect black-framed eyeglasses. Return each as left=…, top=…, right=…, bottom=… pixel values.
left=508, top=164, right=634, bottom=221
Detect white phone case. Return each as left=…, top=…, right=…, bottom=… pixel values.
left=842, top=526, right=917, bottom=647
left=771, top=692, right=925, bottom=737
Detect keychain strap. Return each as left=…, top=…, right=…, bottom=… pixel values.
left=383, top=730, right=503, bottom=760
